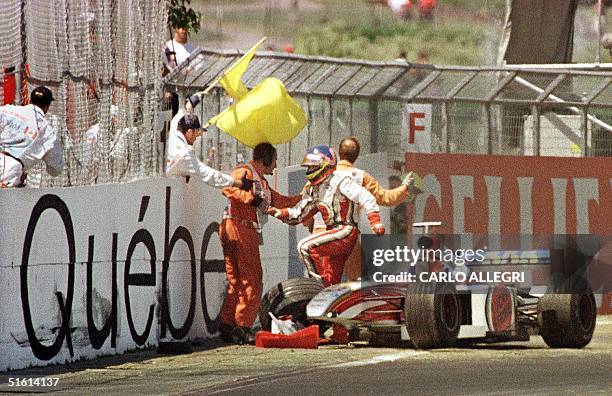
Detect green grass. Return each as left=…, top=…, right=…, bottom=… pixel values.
left=193, top=0, right=610, bottom=65
left=440, top=0, right=506, bottom=17
left=212, top=0, right=497, bottom=65
left=194, top=0, right=603, bottom=66
left=296, top=20, right=490, bottom=65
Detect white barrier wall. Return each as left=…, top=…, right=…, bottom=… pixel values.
left=0, top=176, right=295, bottom=372
left=0, top=155, right=392, bottom=372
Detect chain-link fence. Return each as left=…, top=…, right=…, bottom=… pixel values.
left=3, top=12, right=611, bottom=187
left=1, top=0, right=167, bottom=187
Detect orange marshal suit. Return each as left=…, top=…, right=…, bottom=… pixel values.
left=219, top=161, right=301, bottom=328
left=334, top=160, right=408, bottom=281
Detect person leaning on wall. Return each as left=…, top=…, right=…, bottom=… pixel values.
left=0, top=86, right=65, bottom=188
left=165, top=109, right=252, bottom=190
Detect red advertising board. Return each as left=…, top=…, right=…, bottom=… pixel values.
left=405, top=153, right=611, bottom=235
left=405, top=152, right=612, bottom=313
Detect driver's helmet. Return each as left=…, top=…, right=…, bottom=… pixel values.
left=301, top=145, right=337, bottom=185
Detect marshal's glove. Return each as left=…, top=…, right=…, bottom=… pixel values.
left=367, top=212, right=385, bottom=236
left=402, top=171, right=423, bottom=195
left=266, top=207, right=289, bottom=221
left=239, top=174, right=254, bottom=191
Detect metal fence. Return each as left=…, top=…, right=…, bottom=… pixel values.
left=3, top=9, right=611, bottom=188
left=166, top=49, right=612, bottom=174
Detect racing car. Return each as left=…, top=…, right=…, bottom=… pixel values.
left=259, top=222, right=597, bottom=349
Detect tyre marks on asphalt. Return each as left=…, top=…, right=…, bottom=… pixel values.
left=330, top=350, right=429, bottom=368
left=192, top=350, right=428, bottom=395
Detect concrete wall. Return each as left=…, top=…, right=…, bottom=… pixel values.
left=0, top=155, right=391, bottom=372
left=4, top=151, right=607, bottom=371
left=0, top=176, right=295, bottom=371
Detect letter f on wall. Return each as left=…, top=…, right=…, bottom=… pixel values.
left=409, top=112, right=425, bottom=144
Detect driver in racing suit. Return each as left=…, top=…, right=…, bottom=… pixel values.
left=268, top=145, right=385, bottom=286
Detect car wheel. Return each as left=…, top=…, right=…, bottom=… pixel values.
left=404, top=281, right=461, bottom=349
left=538, top=284, right=596, bottom=348
left=259, top=278, right=324, bottom=331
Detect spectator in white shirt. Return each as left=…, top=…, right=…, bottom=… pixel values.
left=0, top=86, right=64, bottom=188
left=165, top=112, right=251, bottom=190
left=163, top=24, right=196, bottom=116
left=163, top=25, right=195, bottom=72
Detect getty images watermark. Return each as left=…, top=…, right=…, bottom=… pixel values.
left=370, top=246, right=525, bottom=284
left=361, top=234, right=611, bottom=292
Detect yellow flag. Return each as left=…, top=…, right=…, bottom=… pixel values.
left=209, top=77, right=308, bottom=148
left=218, top=39, right=263, bottom=100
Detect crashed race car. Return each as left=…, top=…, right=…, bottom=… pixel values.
left=259, top=222, right=597, bottom=349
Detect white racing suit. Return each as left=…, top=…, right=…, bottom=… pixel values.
left=282, top=171, right=382, bottom=286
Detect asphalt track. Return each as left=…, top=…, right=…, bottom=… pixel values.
left=1, top=317, right=610, bottom=395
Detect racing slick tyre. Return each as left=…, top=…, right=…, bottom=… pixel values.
left=404, top=281, right=461, bottom=349
left=259, top=278, right=324, bottom=331
left=538, top=284, right=596, bottom=349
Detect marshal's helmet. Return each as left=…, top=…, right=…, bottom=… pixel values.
left=301, top=145, right=337, bottom=185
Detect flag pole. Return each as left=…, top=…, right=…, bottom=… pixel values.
left=196, top=37, right=267, bottom=97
